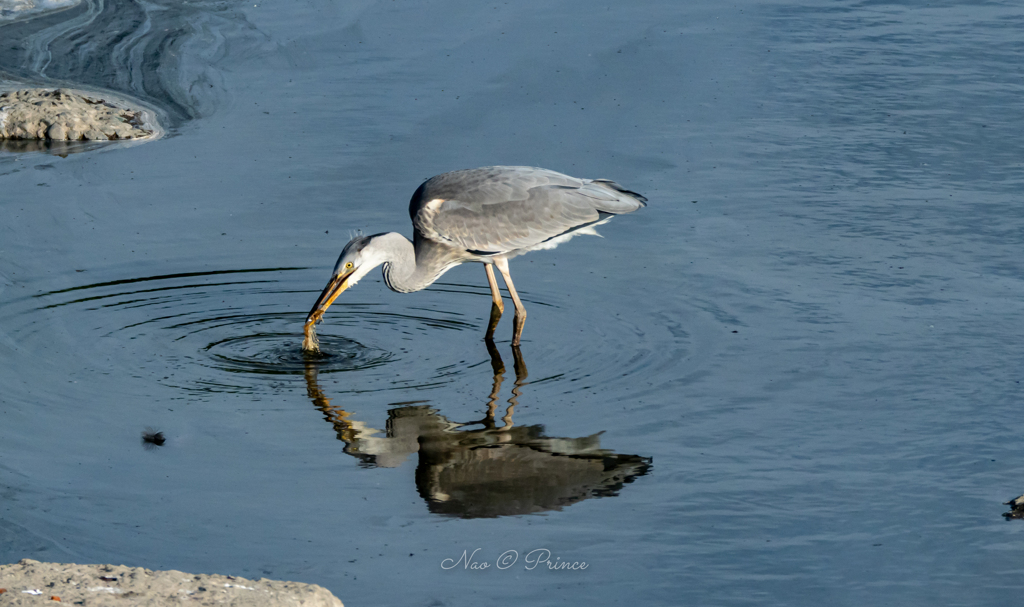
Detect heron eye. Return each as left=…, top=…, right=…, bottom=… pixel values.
left=345, top=262, right=353, bottom=269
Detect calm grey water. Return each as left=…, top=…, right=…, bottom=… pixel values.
left=2, top=0, right=1023, bottom=604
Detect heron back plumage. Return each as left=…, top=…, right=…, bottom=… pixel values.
left=409, top=166, right=645, bottom=256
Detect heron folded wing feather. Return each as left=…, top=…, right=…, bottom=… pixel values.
left=411, top=166, right=585, bottom=211
left=418, top=187, right=599, bottom=254
left=410, top=166, right=646, bottom=255
left=577, top=181, right=648, bottom=213
left=589, top=179, right=648, bottom=204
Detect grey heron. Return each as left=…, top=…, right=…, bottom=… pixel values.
left=303, top=166, right=646, bottom=351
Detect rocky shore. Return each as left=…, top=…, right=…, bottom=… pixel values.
left=0, top=88, right=155, bottom=142
left=0, top=559, right=344, bottom=606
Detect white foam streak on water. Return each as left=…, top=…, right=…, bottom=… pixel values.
left=0, top=0, right=80, bottom=23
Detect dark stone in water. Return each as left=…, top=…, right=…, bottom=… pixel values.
left=142, top=428, right=165, bottom=447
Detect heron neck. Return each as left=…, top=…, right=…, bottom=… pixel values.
left=379, top=232, right=452, bottom=293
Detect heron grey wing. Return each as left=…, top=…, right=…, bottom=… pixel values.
left=414, top=185, right=603, bottom=254
left=408, top=166, right=587, bottom=220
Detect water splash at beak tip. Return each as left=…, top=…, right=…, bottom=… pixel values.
left=302, top=320, right=320, bottom=353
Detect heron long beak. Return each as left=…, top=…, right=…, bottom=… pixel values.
left=306, top=269, right=354, bottom=325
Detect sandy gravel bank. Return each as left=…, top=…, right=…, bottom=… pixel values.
left=0, top=559, right=343, bottom=606
left=0, top=89, right=156, bottom=141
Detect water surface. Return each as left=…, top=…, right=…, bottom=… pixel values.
left=2, top=1, right=1023, bottom=605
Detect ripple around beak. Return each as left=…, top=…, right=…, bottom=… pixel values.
left=10, top=267, right=482, bottom=394
left=204, top=332, right=390, bottom=375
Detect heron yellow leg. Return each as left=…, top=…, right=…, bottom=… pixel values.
left=494, top=258, right=526, bottom=346
left=485, top=264, right=504, bottom=313
left=484, top=264, right=504, bottom=341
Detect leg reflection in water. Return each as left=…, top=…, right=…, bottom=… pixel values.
left=474, top=339, right=527, bottom=431
left=303, top=342, right=651, bottom=518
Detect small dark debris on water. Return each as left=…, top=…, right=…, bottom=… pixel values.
left=1003, top=494, right=1024, bottom=520
left=142, top=428, right=165, bottom=448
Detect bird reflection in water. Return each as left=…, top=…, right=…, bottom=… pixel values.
left=303, top=344, right=651, bottom=518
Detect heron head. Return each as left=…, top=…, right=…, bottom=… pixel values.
left=305, top=235, right=381, bottom=325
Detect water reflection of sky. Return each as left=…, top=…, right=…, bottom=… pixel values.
left=2, top=1, right=1024, bottom=605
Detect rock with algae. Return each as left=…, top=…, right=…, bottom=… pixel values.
left=0, top=88, right=153, bottom=141
left=0, top=559, right=344, bottom=606
left=1005, top=494, right=1024, bottom=519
